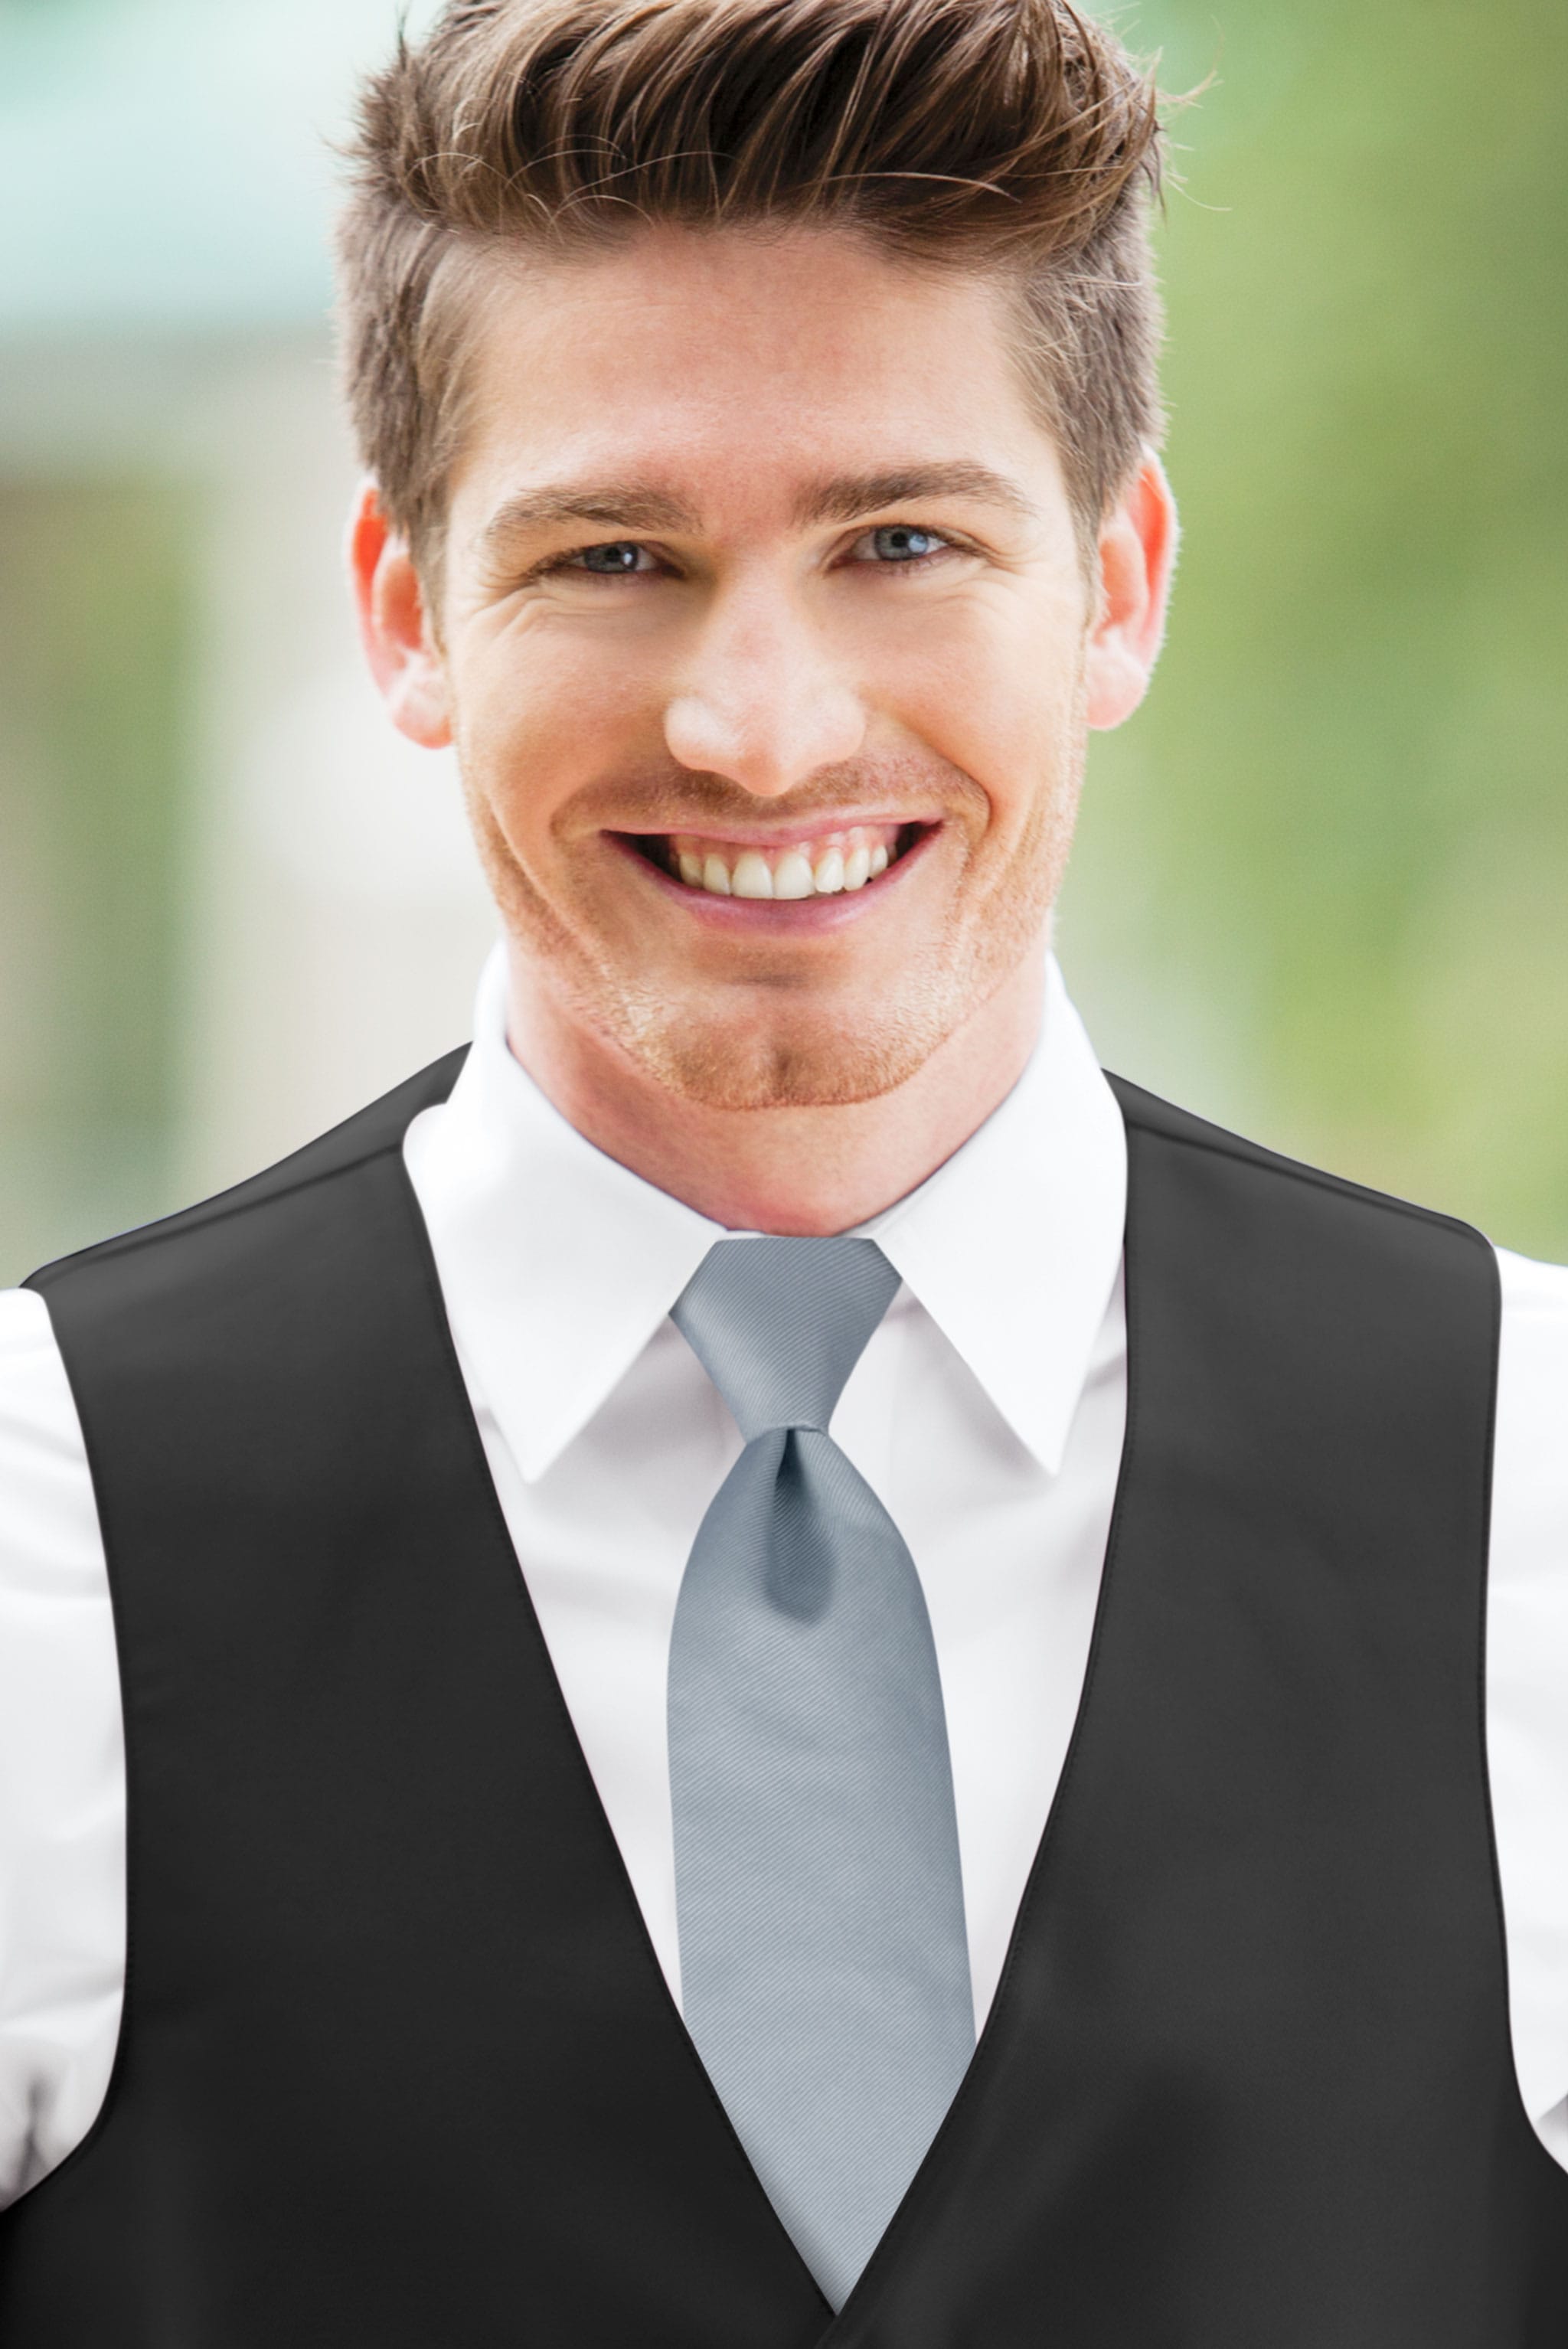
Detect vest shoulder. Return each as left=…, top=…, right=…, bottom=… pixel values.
left=1105, top=1071, right=1494, bottom=1261
left=26, top=1047, right=469, bottom=1294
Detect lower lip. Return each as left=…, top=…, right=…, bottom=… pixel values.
left=610, top=826, right=939, bottom=930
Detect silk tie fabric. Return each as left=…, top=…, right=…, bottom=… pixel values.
left=668, top=1236, right=975, bottom=2310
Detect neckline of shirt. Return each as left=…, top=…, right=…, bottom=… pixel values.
left=403, top=944, right=1127, bottom=1482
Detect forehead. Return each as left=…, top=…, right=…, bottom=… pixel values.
left=447, top=223, right=1063, bottom=525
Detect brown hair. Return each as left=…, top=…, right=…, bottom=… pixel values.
left=336, top=0, right=1165, bottom=578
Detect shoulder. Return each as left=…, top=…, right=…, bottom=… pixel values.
left=0, top=1282, right=105, bottom=1614
left=1495, top=1244, right=1568, bottom=1450
left=1109, top=1073, right=1488, bottom=1233
left=1104, top=1073, right=1498, bottom=1329
left=1484, top=1245, right=1568, bottom=2118
left=1497, top=1243, right=1568, bottom=1328
left=0, top=1283, right=87, bottom=1478
left=25, top=1048, right=468, bottom=1305
left=12, top=1050, right=469, bottom=1457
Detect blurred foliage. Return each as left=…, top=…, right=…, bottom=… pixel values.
left=0, top=479, right=193, bottom=1279
left=1065, top=0, right=1568, bottom=1254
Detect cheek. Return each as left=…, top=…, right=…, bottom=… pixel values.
left=887, top=603, right=1084, bottom=837
left=453, top=629, right=656, bottom=837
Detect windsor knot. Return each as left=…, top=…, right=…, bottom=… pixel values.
left=671, top=1237, right=899, bottom=1442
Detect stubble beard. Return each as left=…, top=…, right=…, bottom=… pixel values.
left=462, top=759, right=1078, bottom=1112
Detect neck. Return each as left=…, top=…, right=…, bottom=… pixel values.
left=502, top=946, right=1048, bottom=1235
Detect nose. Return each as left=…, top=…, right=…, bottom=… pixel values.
left=662, top=575, right=867, bottom=797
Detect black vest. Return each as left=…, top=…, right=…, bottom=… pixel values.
left=2, top=1060, right=1565, bottom=2346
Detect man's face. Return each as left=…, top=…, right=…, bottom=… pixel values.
left=394, top=226, right=1159, bottom=1109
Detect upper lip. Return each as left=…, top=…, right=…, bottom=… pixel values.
left=611, top=816, right=935, bottom=845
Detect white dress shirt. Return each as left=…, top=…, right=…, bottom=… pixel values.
left=2, top=946, right=1566, bottom=2210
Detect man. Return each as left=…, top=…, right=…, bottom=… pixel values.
left=1, top=0, right=1565, bottom=2337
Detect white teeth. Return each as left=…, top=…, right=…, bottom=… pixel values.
left=772, top=850, right=815, bottom=900
left=670, top=830, right=907, bottom=897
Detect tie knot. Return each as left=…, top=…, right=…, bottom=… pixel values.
left=671, top=1237, right=899, bottom=1441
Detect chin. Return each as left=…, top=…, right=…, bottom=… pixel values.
left=614, top=986, right=965, bottom=1112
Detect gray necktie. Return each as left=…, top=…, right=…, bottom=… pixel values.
left=668, top=1236, right=975, bottom=2311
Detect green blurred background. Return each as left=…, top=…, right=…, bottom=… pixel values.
left=0, top=0, right=1564, bottom=1285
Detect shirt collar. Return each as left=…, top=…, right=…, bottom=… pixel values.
left=405, top=946, right=726, bottom=1483
left=854, top=953, right=1125, bottom=1474
left=405, top=944, right=1126, bottom=1482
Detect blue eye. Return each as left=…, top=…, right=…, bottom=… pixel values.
left=864, top=525, right=946, bottom=562
left=573, top=541, right=649, bottom=573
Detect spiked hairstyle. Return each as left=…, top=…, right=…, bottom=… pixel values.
left=337, top=0, right=1165, bottom=576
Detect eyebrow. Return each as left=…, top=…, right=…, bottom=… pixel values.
left=479, top=484, right=697, bottom=554
left=478, top=461, right=1037, bottom=556
left=792, top=464, right=1038, bottom=527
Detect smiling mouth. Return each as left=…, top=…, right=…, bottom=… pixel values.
left=623, top=821, right=926, bottom=900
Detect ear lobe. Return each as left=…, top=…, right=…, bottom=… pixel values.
left=347, top=482, right=453, bottom=751
left=1084, top=453, right=1178, bottom=732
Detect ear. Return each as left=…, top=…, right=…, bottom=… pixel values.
left=1084, top=452, right=1179, bottom=732
left=347, top=482, right=453, bottom=750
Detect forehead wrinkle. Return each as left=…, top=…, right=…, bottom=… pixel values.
left=792, top=463, right=1040, bottom=528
